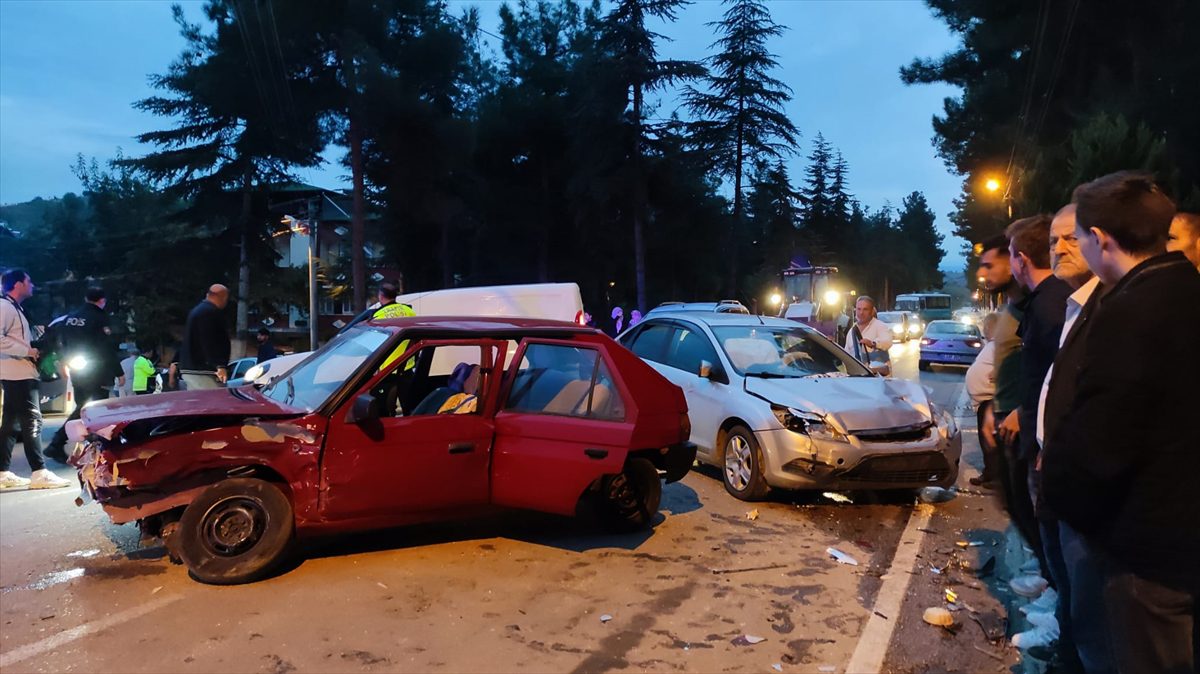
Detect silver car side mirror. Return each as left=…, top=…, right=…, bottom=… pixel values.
left=699, top=360, right=712, bottom=379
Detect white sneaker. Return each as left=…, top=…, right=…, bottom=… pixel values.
left=1012, top=618, right=1060, bottom=649
left=29, top=469, right=71, bottom=490
left=1010, top=575, right=1049, bottom=598
left=0, top=470, right=32, bottom=490
left=1020, top=587, right=1058, bottom=615
left=1025, top=611, right=1059, bottom=630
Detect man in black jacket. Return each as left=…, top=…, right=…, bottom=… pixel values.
left=44, top=287, right=124, bottom=463
left=179, top=284, right=231, bottom=390
left=1044, top=171, right=1200, bottom=674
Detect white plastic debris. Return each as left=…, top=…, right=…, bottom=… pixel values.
left=821, top=491, right=853, bottom=504
left=772, top=664, right=783, bottom=672
left=743, top=635, right=765, bottom=644
left=819, top=667, right=837, bottom=673
left=600, top=614, right=613, bottom=623
left=826, top=547, right=859, bottom=566
left=918, top=486, right=956, bottom=503
left=746, top=509, right=760, bottom=521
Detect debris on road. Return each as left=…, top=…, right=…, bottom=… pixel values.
left=826, top=547, right=858, bottom=566
left=944, top=589, right=958, bottom=604
left=975, top=556, right=996, bottom=578
left=711, top=563, right=787, bottom=575
left=821, top=491, right=853, bottom=504
left=918, top=486, right=956, bottom=503
left=746, top=509, right=760, bottom=521
left=731, top=634, right=766, bottom=646
left=600, top=614, right=613, bottom=623
left=922, top=607, right=955, bottom=627
left=972, top=644, right=1006, bottom=661
left=772, top=664, right=783, bottom=672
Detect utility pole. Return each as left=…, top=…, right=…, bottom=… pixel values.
left=307, top=197, right=319, bottom=352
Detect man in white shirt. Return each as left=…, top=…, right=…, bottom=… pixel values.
left=844, top=296, right=892, bottom=373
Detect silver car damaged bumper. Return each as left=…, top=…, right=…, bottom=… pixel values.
left=754, top=423, right=962, bottom=491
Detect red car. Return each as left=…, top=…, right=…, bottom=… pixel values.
left=68, top=318, right=695, bottom=584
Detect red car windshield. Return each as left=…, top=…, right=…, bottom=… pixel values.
left=261, top=327, right=392, bottom=411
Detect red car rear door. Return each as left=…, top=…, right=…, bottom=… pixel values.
left=319, top=339, right=505, bottom=522
left=490, top=338, right=636, bottom=516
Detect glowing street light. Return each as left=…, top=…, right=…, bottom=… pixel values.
left=769, top=293, right=782, bottom=306
left=985, top=178, right=1001, bottom=193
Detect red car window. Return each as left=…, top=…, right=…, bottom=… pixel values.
left=504, top=343, right=626, bottom=421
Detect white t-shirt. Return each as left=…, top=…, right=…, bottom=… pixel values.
left=1037, top=277, right=1100, bottom=445
left=844, top=317, right=893, bottom=361
left=966, top=341, right=997, bottom=407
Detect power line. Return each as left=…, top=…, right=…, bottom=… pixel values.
left=1003, top=0, right=1052, bottom=201
left=1029, top=0, right=1081, bottom=152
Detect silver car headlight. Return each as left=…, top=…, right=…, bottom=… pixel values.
left=929, top=402, right=958, bottom=439
left=771, top=405, right=846, bottom=442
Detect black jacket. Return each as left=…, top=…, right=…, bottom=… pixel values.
left=59, top=303, right=123, bottom=386
left=180, top=300, right=230, bottom=371
left=256, top=341, right=279, bottom=364
left=1043, top=253, right=1200, bottom=590
left=1015, top=274, right=1072, bottom=459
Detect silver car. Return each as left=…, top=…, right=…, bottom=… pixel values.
left=619, top=314, right=961, bottom=500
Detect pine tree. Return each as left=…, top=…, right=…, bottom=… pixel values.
left=599, top=0, right=704, bottom=312
left=799, top=133, right=833, bottom=256
left=684, top=0, right=799, bottom=296
left=895, top=191, right=945, bottom=290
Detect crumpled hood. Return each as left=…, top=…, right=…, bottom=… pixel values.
left=79, top=387, right=304, bottom=436
left=745, top=376, right=932, bottom=433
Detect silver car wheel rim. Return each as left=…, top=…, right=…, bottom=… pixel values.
left=724, top=435, right=753, bottom=491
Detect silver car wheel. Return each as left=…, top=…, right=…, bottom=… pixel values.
left=724, top=434, right=753, bottom=491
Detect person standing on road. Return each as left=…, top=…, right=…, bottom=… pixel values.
left=1036, top=203, right=1112, bottom=673
left=965, top=312, right=1000, bottom=487
left=132, top=347, right=158, bottom=395
left=1, top=269, right=70, bottom=490
left=1166, top=211, right=1200, bottom=270
left=843, top=296, right=892, bottom=372
left=1044, top=172, right=1200, bottom=674
left=977, top=235, right=1052, bottom=588
left=179, top=284, right=231, bottom=390
left=255, top=327, right=279, bottom=364
left=44, top=287, right=125, bottom=464
left=118, top=345, right=138, bottom=396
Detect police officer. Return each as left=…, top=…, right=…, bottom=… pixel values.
left=44, top=287, right=124, bottom=463
left=372, top=283, right=414, bottom=319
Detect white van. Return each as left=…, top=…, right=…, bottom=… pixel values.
left=235, top=283, right=586, bottom=386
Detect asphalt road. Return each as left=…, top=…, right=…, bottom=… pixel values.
left=0, top=341, right=1030, bottom=673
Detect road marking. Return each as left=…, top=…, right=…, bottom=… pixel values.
left=0, top=594, right=182, bottom=668
left=845, top=383, right=966, bottom=674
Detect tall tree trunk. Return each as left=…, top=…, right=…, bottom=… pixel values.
left=731, top=95, right=745, bottom=298
left=348, top=112, right=367, bottom=313
left=236, top=165, right=253, bottom=358
left=632, top=83, right=647, bottom=313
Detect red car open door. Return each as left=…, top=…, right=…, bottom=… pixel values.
left=490, top=338, right=637, bottom=516
left=320, top=339, right=505, bottom=522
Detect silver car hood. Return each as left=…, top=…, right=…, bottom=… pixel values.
left=744, top=375, right=933, bottom=433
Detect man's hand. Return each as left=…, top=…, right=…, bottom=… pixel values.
left=980, top=405, right=997, bottom=451
left=998, top=409, right=1021, bottom=445
left=27, top=347, right=40, bottom=360
left=216, top=366, right=228, bottom=384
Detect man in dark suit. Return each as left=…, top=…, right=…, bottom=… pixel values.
left=1044, top=171, right=1200, bottom=674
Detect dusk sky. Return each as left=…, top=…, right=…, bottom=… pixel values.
left=0, top=0, right=967, bottom=266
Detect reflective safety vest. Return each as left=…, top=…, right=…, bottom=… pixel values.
left=374, top=302, right=416, bottom=370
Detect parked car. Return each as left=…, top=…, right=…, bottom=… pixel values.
left=646, top=300, right=750, bottom=316
left=618, top=313, right=962, bottom=500
left=67, top=317, right=695, bottom=584
left=876, top=311, right=916, bottom=342
left=918, top=320, right=984, bottom=370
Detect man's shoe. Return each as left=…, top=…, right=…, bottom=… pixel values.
left=1020, top=587, right=1058, bottom=615
left=968, top=472, right=996, bottom=486
left=29, top=469, right=71, bottom=489
left=0, top=471, right=32, bottom=490
left=42, top=446, right=69, bottom=464
left=1012, top=616, right=1060, bottom=649
left=1010, top=574, right=1049, bottom=598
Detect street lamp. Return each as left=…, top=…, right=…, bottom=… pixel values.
left=282, top=212, right=319, bottom=351
left=769, top=293, right=782, bottom=306
left=985, top=178, right=1001, bottom=193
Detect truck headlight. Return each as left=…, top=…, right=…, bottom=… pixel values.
left=772, top=405, right=846, bottom=442
left=67, top=354, right=89, bottom=372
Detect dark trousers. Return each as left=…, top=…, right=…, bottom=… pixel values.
left=1, top=379, right=45, bottom=472
left=1104, top=567, right=1197, bottom=674
left=995, top=419, right=1049, bottom=582
left=975, top=399, right=1000, bottom=480
left=1040, top=518, right=1086, bottom=672
left=1059, top=522, right=1116, bottom=674
left=45, top=380, right=108, bottom=456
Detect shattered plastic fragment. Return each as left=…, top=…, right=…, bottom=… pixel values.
left=918, top=486, right=955, bottom=503
left=600, top=614, right=612, bottom=623
left=944, top=589, right=958, bottom=604
left=922, top=607, right=955, bottom=627
left=730, top=634, right=765, bottom=646
left=772, top=665, right=783, bottom=672
left=746, top=509, right=759, bottom=521
left=826, top=547, right=858, bottom=566
left=821, top=491, right=853, bottom=504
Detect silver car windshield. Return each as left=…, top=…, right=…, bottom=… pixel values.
left=712, top=326, right=871, bottom=378
left=261, top=326, right=392, bottom=411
